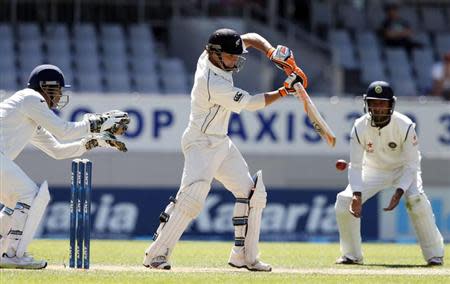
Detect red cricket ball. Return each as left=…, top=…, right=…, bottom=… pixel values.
left=335, top=159, right=348, bottom=171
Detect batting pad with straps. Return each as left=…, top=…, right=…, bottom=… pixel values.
left=144, top=180, right=210, bottom=263
left=0, top=206, right=15, bottom=254
left=10, top=181, right=50, bottom=258
left=334, top=193, right=363, bottom=261
left=406, top=193, right=444, bottom=261
left=232, top=170, right=267, bottom=264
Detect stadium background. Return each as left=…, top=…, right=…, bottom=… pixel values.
left=0, top=0, right=449, bottom=244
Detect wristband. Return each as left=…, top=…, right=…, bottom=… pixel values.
left=278, top=87, right=288, bottom=97
left=266, top=47, right=275, bottom=58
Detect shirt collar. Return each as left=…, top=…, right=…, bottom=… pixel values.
left=206, top=55, right=233, bottom=79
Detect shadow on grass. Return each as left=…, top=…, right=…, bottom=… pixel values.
left=365, top=263, right=429, bottom=268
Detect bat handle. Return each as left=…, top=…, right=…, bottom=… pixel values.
left=293, top=82, right=305, bottom=92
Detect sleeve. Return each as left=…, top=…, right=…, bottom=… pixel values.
left=208, top=77, right=252, bottom=113
left=348, top=125, right=364, bottom=192
left=30, top=126, right=87, bottom=160
left=22, top=93, right=90, bottom=140
left=397, top=124, right=421, bottom=191
left=243, top=94, right=265, bottom=111
left=431, top=63, right=443, bottom=80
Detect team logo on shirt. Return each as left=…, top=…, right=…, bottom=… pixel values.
left=366, top=141, right=374, bottom=153
left=412, top=134, right=418, bottom=146
left=388, top=142, right=397, bottom=149
left=234, top=91, right=243, bottom=102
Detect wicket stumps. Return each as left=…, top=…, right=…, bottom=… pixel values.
left=70, top=159, right=92, bottom=269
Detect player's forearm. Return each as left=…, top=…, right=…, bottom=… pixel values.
left=27, top=98, right=90, bottom=140
left=264, top=90, right=282, bottom=106
left=35, top=141, right=87, bottom=160
left=396, top=168, right=415, bottom=192
left=243, top=91, right=282, bottom=111
left=243, top=93, right=266, bottom=111
left=348, top=166, right=363, bottom=192
left=53, top=121, right=90, bottom=141
left=34, top=113, right=90, bottom=140
left=397, top=128, right=421, bottom=191
left=348, top=139, right=364, bottom=192
left=397, top=154, right=420, bottom=191
left=241, top=33, right=273, bottom=55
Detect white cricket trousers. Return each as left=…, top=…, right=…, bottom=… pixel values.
left=180, top=127, right=254, bottom=198
left=0, top=151, right=38, bottom=251
left=0, top=152, right=38, bottom=208
left=335, top=167, right=424, bottom=261
left=143, top=127, right=255, bottom=260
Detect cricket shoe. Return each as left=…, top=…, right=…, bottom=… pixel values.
left=0, top=253, right=47, bottom=269
left=427, top=257, right=443, bottom=266
left=228, top=248, right=272, bottom=272
left=143, top=255, right=171, bottom=270
left=335, top=256, right=363, bottom=265
left=228, top=259, right=272, bottom=272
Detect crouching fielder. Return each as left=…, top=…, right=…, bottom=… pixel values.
left=0, top=64, right=129, bottom=269
left=143, top=28, right=306, bottom=271
left=335, top=81, right=444, bottom=266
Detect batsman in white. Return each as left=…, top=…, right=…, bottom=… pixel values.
left=143, top=28, right=307, bottom=271
left=0, top=64, right=129, bottom=269
left=335, top=81, right=444, bottom=266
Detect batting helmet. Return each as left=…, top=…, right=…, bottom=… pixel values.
left=205, top=28, right=247, bottom=72
left=28, top=64, right=70, bottom=89
left=28, top=64, right=71, bottom=109
left=363, top=81, right=397, bottom=127
left=206, top=28, right=246, bottom=55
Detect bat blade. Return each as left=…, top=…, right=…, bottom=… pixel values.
left=294, top=83, right=336, bottom=147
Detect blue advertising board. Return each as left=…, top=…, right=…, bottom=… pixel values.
left=39, top=187, right=379, bottom=242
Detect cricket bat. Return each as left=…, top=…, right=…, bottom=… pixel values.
left=294, top=82, right=336, bottom=147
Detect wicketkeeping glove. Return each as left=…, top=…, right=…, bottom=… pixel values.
left=83, top=132, right=128, bottom=152
left=85, top=110, right=130, bottom=135
left=267, top=45, right=308, bottom=88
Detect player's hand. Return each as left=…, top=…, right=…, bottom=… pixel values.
left=85, top=110, right=130, bottom=135
left=349, top=192, right=362, bottom=218
left=83, top=132, right=128, bottom=152
left=383, top=188, right=404, bottom=211
left=284, top=73, right=304, bottom=92
left=278, top=73, right=303, bottom=97
left=267, top=45, right=308, bottom=88
left=267, top=45, right=292, bottom=70
left=100, top=110, right=130, bottom=135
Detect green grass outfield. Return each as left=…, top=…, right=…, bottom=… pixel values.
left=1, top=240, right=449, bottom=283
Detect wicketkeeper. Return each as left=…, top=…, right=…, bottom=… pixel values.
left=335, top=81, right=444, bottom=266
left=0, top=64, right=129, bottom=269
left=143, top=28, right=307, bottom=271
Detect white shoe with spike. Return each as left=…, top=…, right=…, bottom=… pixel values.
left=228, top=247, right=272, bottom=272
left=0, top=253, right=47, bottom=269
left=143, top=255, right=171, bottom=270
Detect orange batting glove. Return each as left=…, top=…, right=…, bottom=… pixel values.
left=267, top=45, right=308, bottom=88
left=278, top=73, right=303, bottom=97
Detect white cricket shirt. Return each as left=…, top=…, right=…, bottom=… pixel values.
left=0, top=88, right=89, bottom=160
left=348, top=111, right=420, bottom=192
left=188, top=51, right=252, bottom=135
